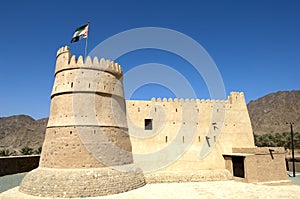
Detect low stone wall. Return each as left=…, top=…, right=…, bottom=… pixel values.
left=19, top=165, right=146, bottom=198
left=144, top=170, right=232, bottom=184
left=0, top=155, right=39, bottom=176
left=286, top=159, right=300, bottom=172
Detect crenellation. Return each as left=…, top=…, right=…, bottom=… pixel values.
left=54, top=48, right=123, bottom=78
left=77, top=55, right=84, bottom=66
left=85, top=56, right=92, bottom=66
left=56, top=46, right=70, bottom=57
left=118, top=64, right=122, bottom=73
left=100, top=58, right=106, bottom=66
left=69, top=55, right=76, bottom=65
left=93, top=56, right=99, bottom=65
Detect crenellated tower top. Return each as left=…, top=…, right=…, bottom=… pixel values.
left=55, top=46, right=123, bottom=78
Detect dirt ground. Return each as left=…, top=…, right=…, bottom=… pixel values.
left=1, top=178, right=300, bottom=199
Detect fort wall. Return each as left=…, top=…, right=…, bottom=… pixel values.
left=126, top=92, right=255, bottom=172
left=0, top=156, right=39, bottom=177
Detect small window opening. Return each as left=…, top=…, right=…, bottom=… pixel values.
left=70, top=131, right=72, bottom=135
left=89, top=83, right=91, bottom=88
left=176, top=108, right=178, bottom=112
left=182, top=136, right=185, bottom=143
left=144, top=119, right=153, bottom=130
left=138, top=107, right=140, bottom=112
left=198, top=136, right=200, bottom=142
left=71, top=82, right=73, bottom=88
left=165, top=136, right=168, bottom=143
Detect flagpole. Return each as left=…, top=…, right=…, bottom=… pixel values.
left=84, top=35, right=88, bottom=59
left=84, top=22, right=90, bottom=60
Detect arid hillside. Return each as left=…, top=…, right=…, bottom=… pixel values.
left=0, top=115, right=47, bottom=151
left=0, top=90, right=299, bottom=151
left=247, top=90, right=300, bottom=135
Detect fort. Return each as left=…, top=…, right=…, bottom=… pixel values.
left=0, top=46, right=290, bottom=198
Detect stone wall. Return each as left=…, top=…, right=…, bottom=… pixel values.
left=126, top=92, right=255, bottom=173
left=0, top=156, right=39, bottom=176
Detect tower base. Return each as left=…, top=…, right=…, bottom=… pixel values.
left=18, top=165, right=145, bottom=198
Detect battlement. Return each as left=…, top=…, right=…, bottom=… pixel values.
left=150, top=97, right=227, bottom=104
left=55, top=46, right=123, bottom=78
left=128, top=92, right=246, bottom=110
left=227, top=92, right=245, bottom=104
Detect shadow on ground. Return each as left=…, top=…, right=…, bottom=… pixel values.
left=0, top=173, right=26, bottom=193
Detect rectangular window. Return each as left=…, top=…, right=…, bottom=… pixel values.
left=144, top=119, right=153, bottom=130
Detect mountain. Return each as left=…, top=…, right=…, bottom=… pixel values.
left=247, top=90, right=300, bottom=135
left=0, top=90, right=299, bottom=151
left=0, top=115, right=47, bottom=151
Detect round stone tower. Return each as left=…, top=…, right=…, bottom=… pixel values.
left=19, top=46, right=145, bottom=197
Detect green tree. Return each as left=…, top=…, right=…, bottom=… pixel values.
left=0, top=148, right=13, bottom=156
left=19, top=147, right=34, bottom=155
left=34, top=146, right=42, bottom=155
left=294, top=132, right=300, bottom=149
left=254, top=132, right=300, bottom=149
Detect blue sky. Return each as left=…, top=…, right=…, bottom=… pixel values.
left=0, top=0, right=299, bottom=119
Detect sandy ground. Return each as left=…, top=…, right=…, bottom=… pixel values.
left=1, top=180, right=300, bottom=199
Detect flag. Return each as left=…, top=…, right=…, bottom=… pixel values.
left=71, top=23, right=89, bottom=43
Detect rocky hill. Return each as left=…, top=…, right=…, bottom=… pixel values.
left=247, top=90, right=300, bottom=135
left=0, top=115, right=47, bottom=151
left=0, top=90, right=299, bottom=151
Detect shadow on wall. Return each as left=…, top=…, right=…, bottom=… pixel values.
left=0, top=155, right=40, bottom=177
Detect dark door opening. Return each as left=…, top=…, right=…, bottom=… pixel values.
left=232, top=156, right=245, bottom=178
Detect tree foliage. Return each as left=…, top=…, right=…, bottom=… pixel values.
left=34, top=146, right=42, bottom=155
left=254, top=132, right=300, bottom=149
left=0, top=148, right=13, bottom=156
left=19, top=146, right=34, bottom=155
